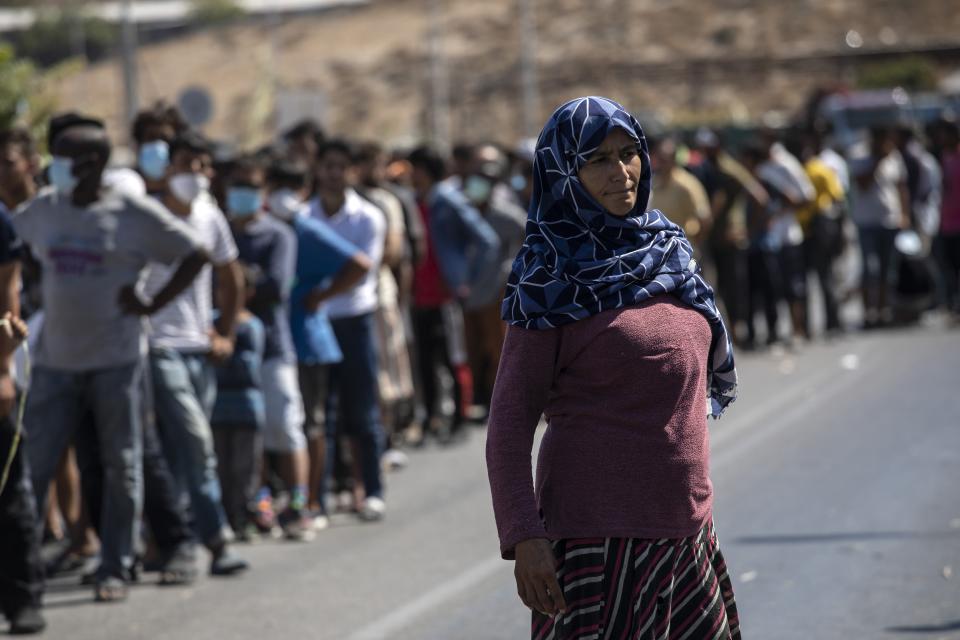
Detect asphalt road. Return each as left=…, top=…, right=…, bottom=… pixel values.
left=37, top=320, right=960, bottom=640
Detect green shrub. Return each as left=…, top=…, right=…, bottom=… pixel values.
left=857, top=56, right=939, bottom=92
left=190, top=0, right=245, bottom=26
left=13, top=9, right=118, bottom=68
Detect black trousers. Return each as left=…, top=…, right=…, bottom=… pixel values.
left=747, top=248, right=783, bottom=344
left=937, top=232, right=960, bottom=310
left=713, top=244, right=750, bottom=332
left=804, top=216, right=842, bottom=332
left=411, top=307, right=463, bottom=429
left=0, top=415, right=44, bottom=613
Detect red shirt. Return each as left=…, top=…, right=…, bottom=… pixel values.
left=413, top=201, right=451, bottom=307
left=942, top=150, right=960, bottom=235
left=486, top=297, right=714, bottom=558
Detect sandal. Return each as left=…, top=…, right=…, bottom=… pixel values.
left=94, top=576, right=128, bottom=603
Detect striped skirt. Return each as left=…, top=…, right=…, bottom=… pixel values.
left=532, top=520, right=740, bottom=640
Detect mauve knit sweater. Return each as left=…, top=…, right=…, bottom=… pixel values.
left=486, top=296, right=714, bottom=559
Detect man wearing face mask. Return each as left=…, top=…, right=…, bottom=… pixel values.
left=13, top=120, right=208, bottom=602
left=132, top=102, right=187, bottom=195
left=266, top=158, right=370, bottom=527
left=460, top=144, right=526, bottom=412
left=140, top=131, right=249, bottom=574
left=407, top=145, right=500, bottom=441
left=508, top=139, right=537, bottom=211
left=226, top=157, right=316, bottom=538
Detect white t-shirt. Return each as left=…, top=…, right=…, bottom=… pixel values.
left=12, top=187, right=198, bottom=371
left=758, top=148, right=813, bottom=248
left=142, top=193, right=238, bottom=352
left=850, top=150, right=907, bottom=230
left=102, top=167, right=147, bottom=198
left=308, top=189, right=385, bottom=319
left=819, top=148, right=850, bottom=194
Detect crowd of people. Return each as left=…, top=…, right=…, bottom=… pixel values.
left=0, top=98, right=958, bottom=634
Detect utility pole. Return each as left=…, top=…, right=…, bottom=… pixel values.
left=427, top=0, right=450, bottom=150
left=69, top=10, right=86, bottom=61
left=519, top=0, right=540, bottom=138
left=119, top=0, right=140, bottom=129
left=265, top=5, right=281, bottom=91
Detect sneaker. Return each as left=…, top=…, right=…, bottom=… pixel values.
left=234, top=523, right=260, bottom=543
left=358, top=496, right=386, bottom=522
left=278, top=509, right=316, bottom=542
left=252, top=495, right=280, bottom=537
left=158, top=542, right=198, bottom=586
left=311, top=512, right=330, bottom=532
left=7, top=605, right=46, bottom=635
left=209, top=548, right=249, bottom=577
left=382, top=449, right=409, bottom=472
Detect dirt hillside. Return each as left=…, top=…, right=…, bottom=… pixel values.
left=48, top=0, right=960, bottom=147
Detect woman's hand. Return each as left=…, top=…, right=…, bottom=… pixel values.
left=514, top=538, right=566, bottom=617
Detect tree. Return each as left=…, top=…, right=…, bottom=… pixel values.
left=0, top=44, right=61, bottom=149
left=13, top=9, right=118, bottom=68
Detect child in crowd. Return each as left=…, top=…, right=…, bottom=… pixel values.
left=211, top=264, right=266, bottom=541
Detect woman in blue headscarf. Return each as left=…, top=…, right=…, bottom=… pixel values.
left=486, top=97, right=741, bottom=639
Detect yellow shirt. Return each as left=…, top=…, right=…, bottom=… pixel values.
left=798, top=158, right=845, bottom=231
left=650, top=167, right=710, bottom=238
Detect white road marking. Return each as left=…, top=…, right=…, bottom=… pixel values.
left=345, top=554, right=507, bottom=640
left=348, top=341, right=878, bottom=639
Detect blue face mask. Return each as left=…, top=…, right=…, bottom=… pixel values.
left=464, top=175, right=493, bottom=205
left=509, top=174, right=527, bottom=192
left=227, top=187, right=263, bottom=218
left=49, top=156, right=78, bottom=196
left=138, top=140, right=170, bottom=180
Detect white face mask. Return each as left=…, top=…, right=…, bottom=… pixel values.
left=49, top=156, right=78, bottom=196
left=168, top=172, right=210, bottom=205
left=267, top=189, right=303, bottom=221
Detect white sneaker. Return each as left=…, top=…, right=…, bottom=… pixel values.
left=382, top=449, right=409, bottom=471
left=358, top=497, right=386, bottom=522
left=312, top=514, right=329, bottom=531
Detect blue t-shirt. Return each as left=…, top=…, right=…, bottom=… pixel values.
left=288, top=214, right=358, bottom=365
left=231, top=214, right=297, bottom=363
left=0, top=205, right=24, bottom=265
left=212, top=314, right=265, bottom=429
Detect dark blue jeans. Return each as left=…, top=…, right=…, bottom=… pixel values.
left=325, top=313, right=385, bottom=508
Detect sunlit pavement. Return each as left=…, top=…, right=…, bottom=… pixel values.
left=38, top=319, right=960, bottom=639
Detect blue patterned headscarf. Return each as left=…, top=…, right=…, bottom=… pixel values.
left=502, top=96, right=737, bottom=417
